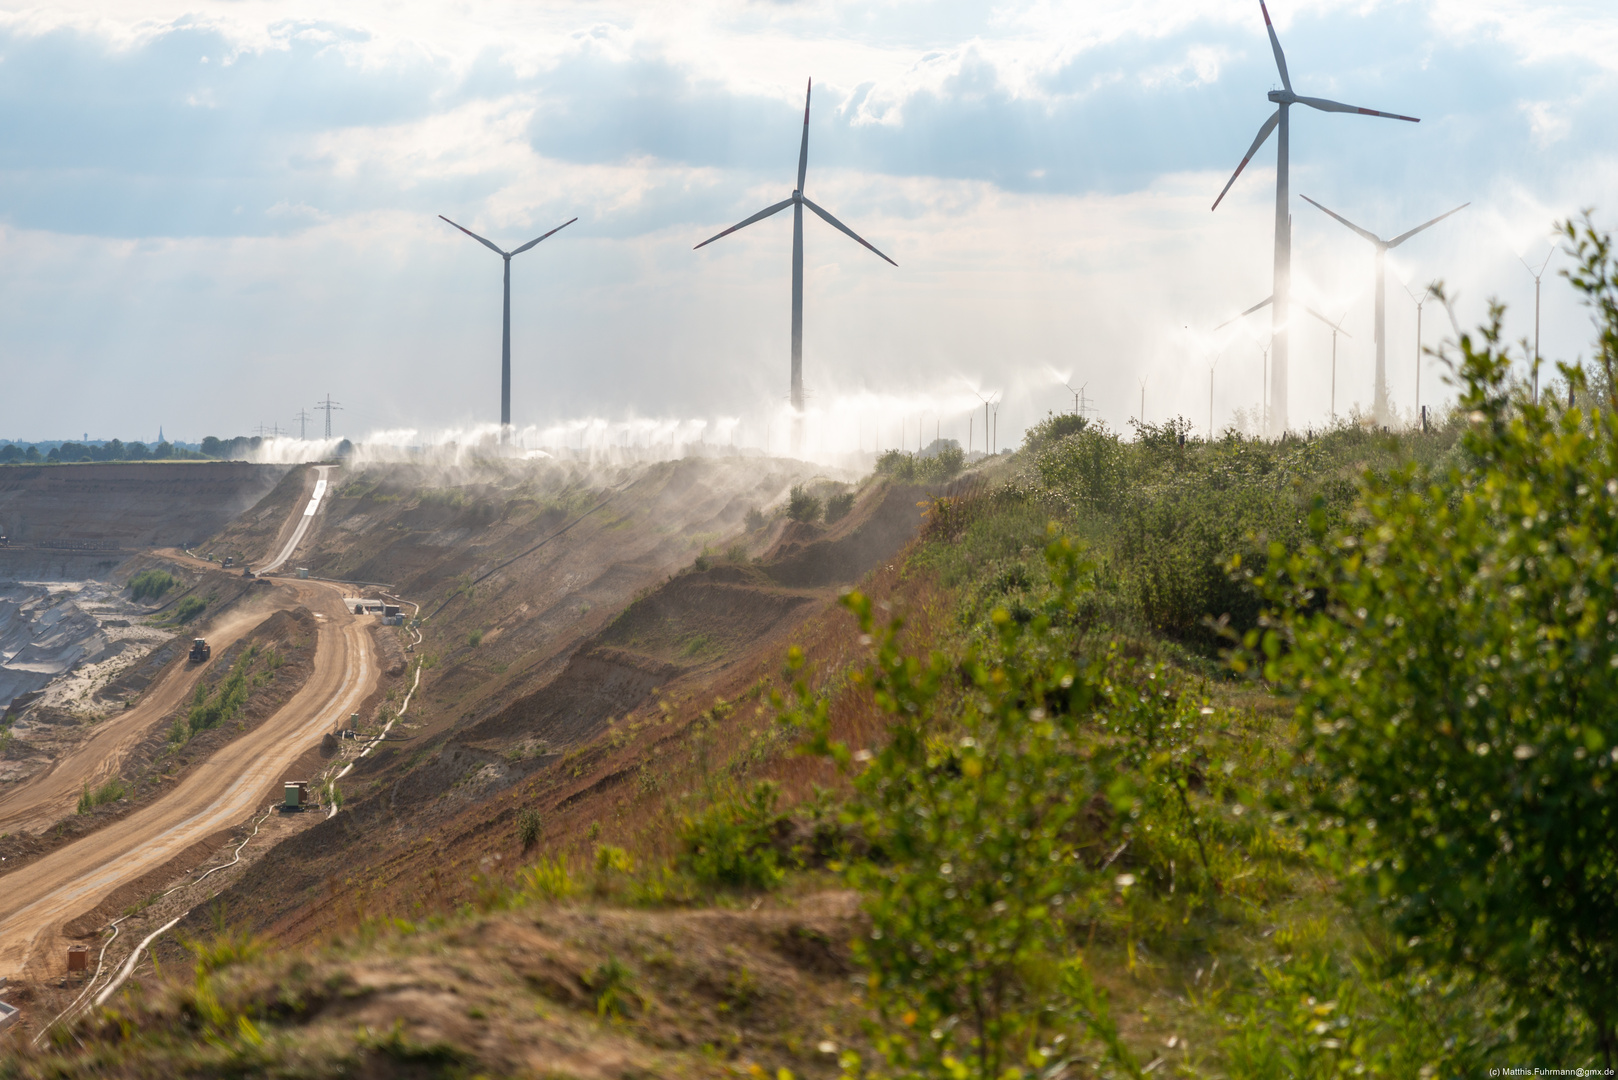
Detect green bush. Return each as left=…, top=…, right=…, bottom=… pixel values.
left=128, top=569, right=178, bottom=602
left=1021, top=411, right=1090, bottom=450
left=824, top=489, right=856, bottom=523
left=516, top=807, right=543, bottom=849
left=876, top=444, right=965, bottom=484
left=785, top=485, right=821, bottom=523
left=171, top=595, right=208, bottom=623
left=677, top=781, right=787, bottom=890
left=1255, top=220, right=1618, bottom=1062
left=467, top=628, right=484, bottom=648
left=77, top=778, right=128, bottom=814
left=518, top=855, right=576, bottom=901
left=744, top=506, right=766, bottom=532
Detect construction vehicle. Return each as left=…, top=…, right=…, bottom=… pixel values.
left=189, top=638, right=211, bottom=663
left=222, top=555, right=234, bottom=568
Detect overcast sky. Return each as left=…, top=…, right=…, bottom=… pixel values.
left=0, top=0, right=1614, bottom=452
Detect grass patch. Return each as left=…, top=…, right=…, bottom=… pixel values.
left=76, top=778, right=128, bottom=814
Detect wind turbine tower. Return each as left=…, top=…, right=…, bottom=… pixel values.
left=1212, top=0, right=1419, bottom=435
left=1301, top=196, right=1467, bottom=424
left=440, top=213, right=577, bottom=440
left=1305, top=306, right=1352, bottom=419
left=695, top=79, right=896, bottom=446
left=1520, top=248, right=1556, bottom=403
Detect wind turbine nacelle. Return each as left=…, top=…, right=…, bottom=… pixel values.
left=1267, top=90, right=1294, bottom=104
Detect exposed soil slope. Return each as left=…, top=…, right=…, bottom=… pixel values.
left=193, top=478, right=925, bottom=948
left=0, top=462, right=291, bottom=553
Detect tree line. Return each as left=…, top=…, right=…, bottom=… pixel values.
left=0, top=435, right=278, bottom=464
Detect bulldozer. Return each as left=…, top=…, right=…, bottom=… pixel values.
left=188, top=638, right=211, bottom=663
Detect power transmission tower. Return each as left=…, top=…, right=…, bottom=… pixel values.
left=293, top=409, right=313, bottom=440
left=255, top=422, right=283, bottom=438
left=315, top=395, right=343, bottom=439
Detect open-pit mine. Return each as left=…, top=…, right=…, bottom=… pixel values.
left=0, top=454, right=924, bottom=1044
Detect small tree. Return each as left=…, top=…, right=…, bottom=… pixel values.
left=786, top=484, right=822, bottom=523
left=1255, top=218, right=1618, bottom=1063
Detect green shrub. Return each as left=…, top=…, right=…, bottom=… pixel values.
left=1255, top=220, right=1618, bottom=1063
left=515, top=807, right=543, bottom=849
left=875, top=444, right=964, bottom=484
left=677, top=781, right=787, bottom=890
left=77, top=778, right=128, bottom=814
left=586, top=954, right=639, bottom=1018
left=1021, top=411, right=1089, bottom=450
left=785, top=485, right=821, bottom=523
left=171, top=595, right=208, bottom=623
left=519, top=855, right=576, bottom=901
left=594, top=844, right=634, bottom=875
left=824, top=489, right=855, bottom=523
left=128, top=569, right=178, bottom=602
left=467, top=628, right=484, bottom=648
left=744, top=506, right=766, bottom=532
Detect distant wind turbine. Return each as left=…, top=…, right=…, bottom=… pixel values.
left=1305, top=306, right=1352, bottom=420
left=1300, top=195, right=1467, bottom=424
left=1211, top=0, right=1419, bottom=435
left=1519, top=247, right=1556, bottom=403
left=440, top=213, right=578, bottom=440
left=694, top=79, right=896, bottom=429
left=1403, top=281, right=1435, bottom=415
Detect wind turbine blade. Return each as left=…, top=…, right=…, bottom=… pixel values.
left=439, top=215, right=505, bottom=256
left=1299, top=194, right=1382, bottom=246
left=797, top=78, right=811, bottom=194
left=801, top=196, right=897, bottom=266
left=510, top=217, right=579, bottom=256
left=1211, top=110, right=1279, bottom=211
left=693, top=197, right=796, bottom=250
left=1215, top=295, right=1273, bottom=331
left=1294, top=95, right=1419, bottom=123
left=1387, top=203, right=1469, bottom=249
left=1259, top=1, right=1292, bottom=93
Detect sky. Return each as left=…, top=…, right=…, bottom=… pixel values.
left=0, top=0, right=1614, bottom=454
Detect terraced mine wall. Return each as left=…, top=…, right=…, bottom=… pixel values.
left=0, top=462, right=292, bottom=579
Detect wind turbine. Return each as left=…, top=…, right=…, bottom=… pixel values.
left=1520, top=247, right=1556, bottom=403
left=1065, top=382, right=1084, bottom=416
left=1304, top=306, right=1352, bottom=420
left=695, top=78, right=897, bottom=433
left=1300, top=196, right=1467, bottom=424
left=1211, top=0, right=1419, bottom=436
left=971, top=388, right=998, bottom=456
left=1403, top=281, right=1434, bottom=415
left=440, top=213, right=577, bottom=440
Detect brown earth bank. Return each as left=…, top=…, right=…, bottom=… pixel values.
left=7, top=891, right=870, bottom=1078
left=186, top=476, right=926, bottom=950
left=0, top=461, right=292, bottom=555
left=0, top=456, right=944, bottom=1063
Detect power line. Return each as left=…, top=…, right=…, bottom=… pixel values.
left=315, top=395, right=343, bottom=439
left=293, top=409, right=313, bottom=440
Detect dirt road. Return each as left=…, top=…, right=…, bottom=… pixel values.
left=259, top=464, right=332, bottom=574
left=0, top=587, right=295, bottom=836
left=0, top=578, right=376, bottom=979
